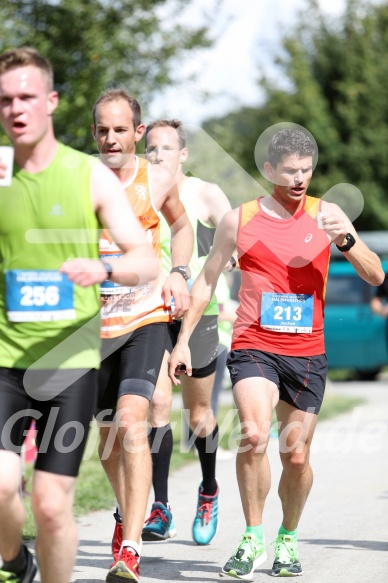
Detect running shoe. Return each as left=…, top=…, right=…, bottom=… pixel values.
left=0, top=545, right=37, bottom=583
left=221, top=533, right=267, bottom=580
left=111, top=512, right=123, bottom=560
left=106, top=548, right=140, bottom=582
left=192, top=480, right=219, bottom=545
left=141, top=502, right=177, bottom=541
left=271, top=534, right=303, bottom=577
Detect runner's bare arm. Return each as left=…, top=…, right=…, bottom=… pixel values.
left=152, top=165, right=194, bottom=319
left=200, top=182, right=232, bottom=227
left=168, top=209, right=238, bottom=384
left=320, top=201, right=384, bottom=286
left=198, top=181, right=237, bottom=270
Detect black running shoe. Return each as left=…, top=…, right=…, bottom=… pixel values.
left=0, top=545, right=37, bottom=583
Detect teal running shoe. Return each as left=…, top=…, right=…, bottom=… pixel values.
left=271, top=534, right=303, bottom=577
left=221, top=533, right=267, bottom=580
left=142, top=502, right=177, bottom=541
left=192, top=481, right=219, bottom=545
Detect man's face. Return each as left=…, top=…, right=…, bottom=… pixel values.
left=92, top=99, right=144, bottom=169
left=0, top=65, right=58, bottom=147
left=145, top=126, right=187, bottom=175
left=264, top=154, right=313, bottom=206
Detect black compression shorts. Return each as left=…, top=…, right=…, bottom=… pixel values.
left=0, top=366, right=98, bottom=476
left=167, top=315, right=219, bottom=378
left=97, top=323, right=167, bottom=422
left=227, top=349, right=327, bottom=414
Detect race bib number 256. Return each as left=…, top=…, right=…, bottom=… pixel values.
left=5, top=269, right=75, bottom=322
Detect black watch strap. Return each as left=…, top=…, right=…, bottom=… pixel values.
left=336, top=233, right=356, bottom=252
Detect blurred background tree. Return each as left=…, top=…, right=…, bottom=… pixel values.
left=0, top=0, right=218, bottom=151
left=2, top=0, right=387, bottom=229
left=203, top=0, right=388, bottom=230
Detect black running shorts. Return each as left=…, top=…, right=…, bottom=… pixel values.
left=0, top=366, right=98, bottom=476
left=226, top=349, right=327, bottom=414
left=167, top=315, right=219, bottom=378
left=97, top=323, right=168, bottom=421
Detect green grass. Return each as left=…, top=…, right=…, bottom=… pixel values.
left=21, top=388, right=364, bottom=539
left=327, top=368, right=356, bottom=381
left=22, top=495, right=36, bottom=540
left=317, top=390, right=364, bottom=421
left=327, top=366, right=388, bottom=381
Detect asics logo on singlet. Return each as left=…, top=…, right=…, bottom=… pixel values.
left=304, top=234, right=313, bottom=243
left=135, top=185, right=147, bottom=200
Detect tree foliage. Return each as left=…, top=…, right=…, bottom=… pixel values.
left=203, top=0, right=388, bottom=230
left=0, top=0, right=216, bottom=151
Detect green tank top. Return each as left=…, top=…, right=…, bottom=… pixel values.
left=0, top=143, right=101, bottom=369
left=160, top=177, right=218, bottom=316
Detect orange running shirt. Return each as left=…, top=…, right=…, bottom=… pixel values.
left=232, top=196, right=331, bottom=356
left=99, top=157, right=169, bottom=338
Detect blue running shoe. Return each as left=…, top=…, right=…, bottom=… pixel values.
left=142, top=502, right=177, bottom=542
left=192, top=480, right=219, bottom=545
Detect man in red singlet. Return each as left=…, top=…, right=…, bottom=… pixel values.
left=168, top=128, right=384, bottom=579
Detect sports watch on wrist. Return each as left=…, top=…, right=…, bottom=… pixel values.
left=229, top=256, right=237, bottom=272
left=170, top=265, right=191, bottom=280
left=101, top=261, right=113, bottom=280
left=336, top=233, right=356, bottom=252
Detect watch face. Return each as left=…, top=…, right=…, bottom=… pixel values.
left=171, top=266, right=191, bottom=280
left=337, top=233, right=356, bottom=251
left=182, top=266, right=191, bottom=280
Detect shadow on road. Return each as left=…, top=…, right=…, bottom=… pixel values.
left=300, top=538, right=388, bottom=552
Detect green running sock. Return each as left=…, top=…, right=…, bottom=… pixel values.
left=278, top=524, right=297, bottom=538
left=245, top=524, right=264, bottom=541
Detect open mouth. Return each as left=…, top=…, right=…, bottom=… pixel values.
left=12, top=121, right=26, bottom=131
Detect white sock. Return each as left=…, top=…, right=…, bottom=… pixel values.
left=120, top=539, right=142, bottom=557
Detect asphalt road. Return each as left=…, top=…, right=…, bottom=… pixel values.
left=30, top=380, right=388, bottom=582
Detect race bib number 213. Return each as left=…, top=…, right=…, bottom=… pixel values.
left=260, top=292, right=314, bottom=334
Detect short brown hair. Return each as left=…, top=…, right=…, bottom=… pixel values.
left=145, top=119, right=186, bottom=149
left=268, top=129, right=317, bottom=168
left=92, top=89, right=141, bottom=129
left=0, top=47, right=54, bottom=91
